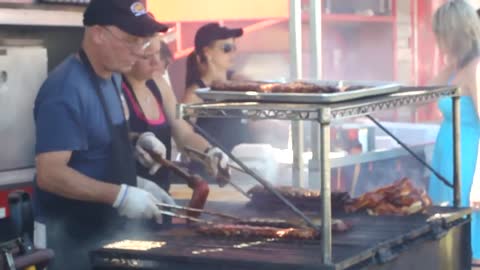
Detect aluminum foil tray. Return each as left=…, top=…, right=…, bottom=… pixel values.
left=196, top=80, right=401, bottom=104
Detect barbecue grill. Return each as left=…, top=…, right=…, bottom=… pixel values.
left=178, top=84, right=463, bottom=263
left=91, top=84, right=469, bottom=270
left=91, top=204, right=471, bottom=270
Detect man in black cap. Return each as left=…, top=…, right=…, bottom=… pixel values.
left=33, top=1, right=174, bottom=269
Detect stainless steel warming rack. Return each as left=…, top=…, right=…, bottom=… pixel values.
left=177, top=85, right=461, bottom=265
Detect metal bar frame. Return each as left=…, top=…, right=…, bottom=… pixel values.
left=452, top=95, right=461, bottom=207
left=309, top=0, right=323, bottom=193
left=179, top=87, right=458, bottom=121
left=289, top=0, right=305, bottom=188
left=392, top=0, right=398, bottom=81
left=177, top=85, right=460, bottom=266
left=308, top=5, right=325, bottom=261
left=318, top=117, right=332, bottom=264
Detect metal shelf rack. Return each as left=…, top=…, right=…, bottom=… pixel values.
left=178, top=85, right=461, bottom=265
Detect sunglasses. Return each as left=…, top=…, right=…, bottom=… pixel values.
left=219, top=43, right=237, bottom=53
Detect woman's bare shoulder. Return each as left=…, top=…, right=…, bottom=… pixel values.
left=185, top=83, right=200, bottom=93
left=182, top=83, right=202, bottom=103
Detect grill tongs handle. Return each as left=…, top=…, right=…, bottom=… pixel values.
left=136, top=138, right=210, bottom=218
left=183, top=146, right=251, bottom=199
left=148, top=153, right=210, bottom=218
left=156, top=203, right=241, bottom=225
left=156, top=206, right=213, bottom=225
left=184, top=146, right=246, bottom=174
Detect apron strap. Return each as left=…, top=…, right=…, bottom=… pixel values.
left=78, top=49, right=137, bottom=186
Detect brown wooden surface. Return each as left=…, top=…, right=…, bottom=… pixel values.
left=170, top=184, right=249, bottom=202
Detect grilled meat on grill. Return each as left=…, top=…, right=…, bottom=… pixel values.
left=248, top=185, right=321, bottom=198
left=196, top=224, right=319, bottom=240
left=247, top=185, right=350, bottom=212
left=210, top=80, right=364, bottom=94
left=187, top=175, right=210, bottom=218
left=197, top=217, right=353, bottom=239
left=261, top=82, right=330, bottom=93
left=211, top=80, right=262, bottom=92
left=236, top=218, right=297, bottom=228
left=345, top=177, right=432, bottom=216
left=148, top=152, right=210, bottom=218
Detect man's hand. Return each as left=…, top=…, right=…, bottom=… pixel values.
left=205, top=147, right=231, bottom=187
left=135, top=132, right=166, bottom=175
left=112, top=184, right=162, bottom=220
left=137, top=177, right=176, bottom=206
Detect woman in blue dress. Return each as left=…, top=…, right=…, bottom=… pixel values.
left=428, top=0, right=480, bottom=260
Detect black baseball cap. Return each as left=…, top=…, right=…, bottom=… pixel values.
left=194, top=23, right=243, bottom=51
left=84, top=0, right=169, bottom=37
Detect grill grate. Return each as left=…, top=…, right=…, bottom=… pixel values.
left=91, top=206, right=470, bottom=270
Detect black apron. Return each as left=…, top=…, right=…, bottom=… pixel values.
left=122, top=77, right=172, bottom=192
left=45, top=50, right=138, bottom=270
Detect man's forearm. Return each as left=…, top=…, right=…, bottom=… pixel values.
left=37, top=164, right=120, bottom=205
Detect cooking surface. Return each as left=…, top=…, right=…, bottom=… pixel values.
left=91, top=203, right=471, bottom=269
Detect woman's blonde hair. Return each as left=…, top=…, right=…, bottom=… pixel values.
left=433, top=0, right=480, bottom=67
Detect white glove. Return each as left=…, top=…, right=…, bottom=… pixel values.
left=470, top=142, right=480, bottom=210
left=135, top=132, right=167, bottom=175
left=137, top=177, right=176, bottom=206
left=113, top=184, right=162, bottom=220
left=205, top=147, right=231, bottom=185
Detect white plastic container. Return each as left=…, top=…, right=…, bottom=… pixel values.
left=231, top=144, right=279, bottom=186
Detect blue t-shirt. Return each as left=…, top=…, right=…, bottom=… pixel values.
left=33, top=55, right=127, bottom=218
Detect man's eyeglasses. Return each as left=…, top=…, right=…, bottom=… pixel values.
left=103, top=27, right=152, bottom=52
left=219, top=43, right=236, bottom=54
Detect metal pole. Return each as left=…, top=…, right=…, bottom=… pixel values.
left=292, top=125, right=305, bottom=187
left=309, top=0, right=332, bottom=264
left=289, top=0, right=304, bottom=187
left=410, top=0, right=418, bottom=86
left=319, top=116, right=332, bottom=264
left=309, top=0, right=323, bottom=189
left=310, top=0, right=322, bottom=79
left=452, top=95, right=461, bottom=207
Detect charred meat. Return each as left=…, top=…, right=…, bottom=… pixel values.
left=247, top=185, right=350, bottom=212
left=345, top=177, right=432, bottom=216
left=235, top=218, right=297, bottom=228
left=210, top=80, right=364, bottom=94
left=196, top=224, right=319, bottom=240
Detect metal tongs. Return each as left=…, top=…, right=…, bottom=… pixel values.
left=184, top=146, right=246, bottom=174
left=183, top=146, right=251, bottom=199
left=156, top=202, right=241, bottom=225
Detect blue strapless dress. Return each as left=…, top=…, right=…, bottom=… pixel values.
left=429, top=96, right=480, bottom=259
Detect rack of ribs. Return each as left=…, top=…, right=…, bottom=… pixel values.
left=345, top=177, right=432, bottom=216
left=196, top=224, right=319, bottom=240
left=247, top=185, right=350, bottom=212
left=210, top=80, right=364, bottom=94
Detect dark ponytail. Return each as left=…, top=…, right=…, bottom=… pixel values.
left=185, top=51, right=203, bottom=89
